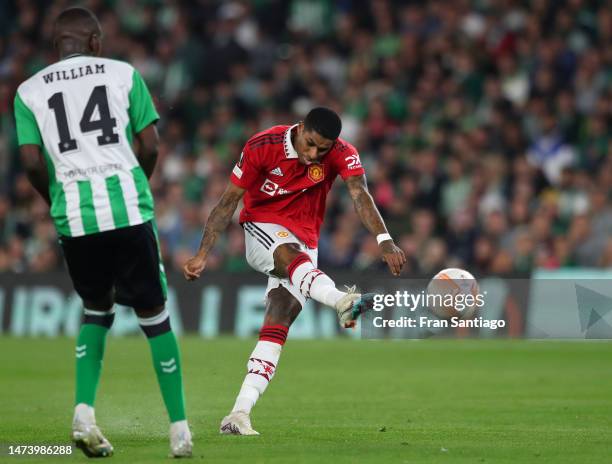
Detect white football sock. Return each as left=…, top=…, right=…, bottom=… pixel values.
left=170, top=419, right=190, bottom=436
left=232, top=341, right=282, bottom=414
left=73, top=403, right=95, bottom=425
left=290, top=261, right=345, bottom=307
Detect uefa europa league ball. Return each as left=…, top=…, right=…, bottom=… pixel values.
left=426, top=268, right=481, bottom=319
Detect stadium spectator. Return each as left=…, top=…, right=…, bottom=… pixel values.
left=0, top=0, right=610, bottom=275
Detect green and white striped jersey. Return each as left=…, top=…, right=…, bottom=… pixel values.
left=14, top=55, right=159, bottom=237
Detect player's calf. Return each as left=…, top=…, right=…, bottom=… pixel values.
left=137, top=307, right=192, bottom=457
left=75, top=307, right=115, bottom=408
left=229, top=323, right=287, bottom=416
left=262, top=287, right=303, bottom=327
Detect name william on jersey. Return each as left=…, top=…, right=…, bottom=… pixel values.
left=42, top=63, right=106, bottom=84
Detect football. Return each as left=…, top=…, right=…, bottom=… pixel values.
left=426, top=268, right=481, bottom=319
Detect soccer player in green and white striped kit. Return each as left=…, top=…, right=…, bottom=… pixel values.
left=13, top=7, right=192, bottom=458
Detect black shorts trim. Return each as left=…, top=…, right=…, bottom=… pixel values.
left=244, top=222, right=274, bottom=245
left=247, top=222, right=275, bottom=244
left=244, top=222, right=273, bottom=249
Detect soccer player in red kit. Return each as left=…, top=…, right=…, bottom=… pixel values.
left=184, top=107, right=406, bottom=434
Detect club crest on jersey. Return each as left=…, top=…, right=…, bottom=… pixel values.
left=276, top=231, right=290, bottom=238
left=307, top=165, right=324, bottom=183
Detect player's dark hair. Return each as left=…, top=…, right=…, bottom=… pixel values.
left=304, top=107, right=342, bottom=140
left=55, top=7, right=101, bottom=34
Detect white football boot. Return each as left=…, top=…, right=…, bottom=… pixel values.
left=71, top=420, right=114, bottom=458
left=169, top=420, right=193, bottom=458
left=220, top=411, right=259, bottom=435
left=334, top=286, right=376, bottom=328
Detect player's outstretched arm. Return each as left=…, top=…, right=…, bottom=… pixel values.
left=345, top=174, right=406, bottom=276
left=19, top=145, right=51, bottom=205
left=134, top=124, right=159, bottom=179
left=183, top=182, right=246, bottom=281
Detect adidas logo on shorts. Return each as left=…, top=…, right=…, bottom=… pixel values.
left=270, top=167, right=283, bottom=176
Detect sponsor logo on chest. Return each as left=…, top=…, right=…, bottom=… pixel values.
left=259, top=163, right=325, bottom=197
left=260, top=179, right=292, bottom=196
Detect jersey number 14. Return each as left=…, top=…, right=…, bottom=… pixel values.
left=48, top=85, right=119, bottom=153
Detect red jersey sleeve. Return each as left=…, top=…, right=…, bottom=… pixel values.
left=230, top=144, right=261, bottom=190
left=332, top=141, right=365, bottom=179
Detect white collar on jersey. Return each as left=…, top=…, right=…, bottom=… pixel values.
left=283, top=124, right=299, bottom=159
left=61, top=53, right=85, bottom=61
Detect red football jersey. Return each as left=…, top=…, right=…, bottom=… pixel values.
left=230, top=124, right=365, bottom=248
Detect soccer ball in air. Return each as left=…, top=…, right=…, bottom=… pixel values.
left=426, top=268, right=481, bottom=319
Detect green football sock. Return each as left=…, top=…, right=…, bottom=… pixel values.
left=75, top=323, right=110, bottom=406
left=146, top=330, right=186, bottom=422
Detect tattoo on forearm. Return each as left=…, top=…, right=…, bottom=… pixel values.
left=347, top=176, right=387, bottom=236
left=198, top=193, right=241, bottom=254
left=353, top=189, right=387, bottom=235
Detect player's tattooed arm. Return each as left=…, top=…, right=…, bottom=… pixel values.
left=345, top=174, right=406, bottom=276
left=134, top=124, right=159, bottom=179
left=19, top=145, right=51, bottom=205
left=183, top=182, right=246, bottom=281
left=345, top=174, right=387, bottom=235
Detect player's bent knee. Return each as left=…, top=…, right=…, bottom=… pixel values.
left=134, top=305, right=166, bottom=319
left=272, top=243, right=305, bottom=278
left=136, top=306, right=172, bottom=338
left=83, top=307, right=115, bottom=329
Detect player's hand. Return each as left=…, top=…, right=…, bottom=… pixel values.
left=183, top=254, right=207, bottom=281
left=380, top=240, right=406, bottom=277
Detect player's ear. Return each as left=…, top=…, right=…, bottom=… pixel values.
left=90, top=34, right=102, bottom=56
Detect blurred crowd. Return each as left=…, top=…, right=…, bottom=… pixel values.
left=0, top=0, right=611, bottom=276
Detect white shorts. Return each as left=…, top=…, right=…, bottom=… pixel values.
left=243, top=221, right=318, bottom=306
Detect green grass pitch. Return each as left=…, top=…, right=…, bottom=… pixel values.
left=0, top=337, right=611, bottom=463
